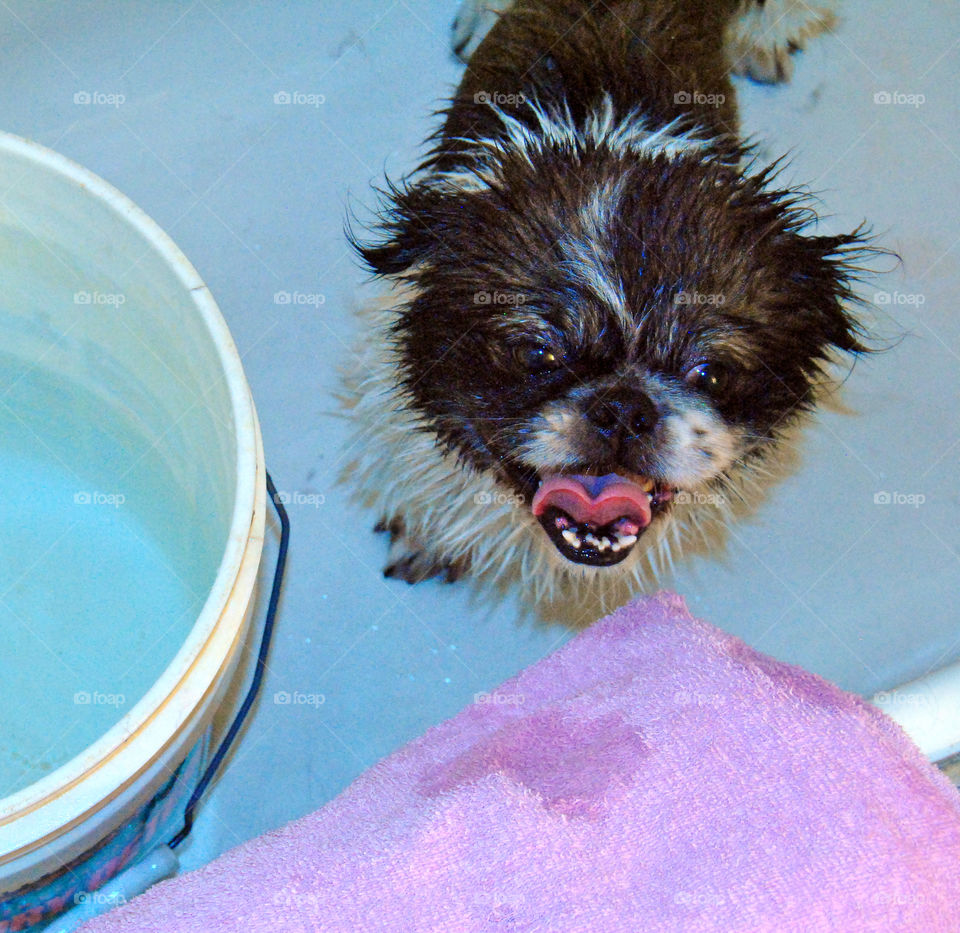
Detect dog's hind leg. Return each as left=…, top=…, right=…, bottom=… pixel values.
left=725, top=0, right=839, bottom=83
left=452, top=0, right=514, bottom=60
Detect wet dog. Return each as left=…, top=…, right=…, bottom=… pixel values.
left=347, top=0, right=876, bottom=610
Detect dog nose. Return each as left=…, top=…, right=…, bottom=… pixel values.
left=586, top=389, right=659, bottom=440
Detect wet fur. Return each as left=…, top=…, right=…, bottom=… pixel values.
left=345, top=0, right=878, bottom=613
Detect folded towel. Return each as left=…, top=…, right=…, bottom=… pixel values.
left=80, top=593, right=960, bottom=932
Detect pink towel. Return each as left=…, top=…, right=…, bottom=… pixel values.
left=80, top=593, right=960, bottom=932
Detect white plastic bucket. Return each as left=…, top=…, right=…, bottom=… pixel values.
left=0, top=132, right=264, bottom=929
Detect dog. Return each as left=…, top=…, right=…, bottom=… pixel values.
left=345, top=0, right=878, bottom=613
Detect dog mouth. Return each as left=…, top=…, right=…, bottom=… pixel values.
left=531, top=473, right=673, bottom=567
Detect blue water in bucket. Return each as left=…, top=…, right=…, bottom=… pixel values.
left=0, top=355, right=215, bottom=798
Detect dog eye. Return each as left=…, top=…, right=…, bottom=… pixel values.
left=685, top=361, right=730, bottom=396
left=514, top=343, right=564, bottom=374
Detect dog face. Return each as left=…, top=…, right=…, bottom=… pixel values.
left=357, top=112, right=871, bottom=571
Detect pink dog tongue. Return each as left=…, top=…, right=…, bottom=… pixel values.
left=532, top=474, right=652, bottom=531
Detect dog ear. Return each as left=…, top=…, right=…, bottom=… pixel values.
left=350, top=181, right=458, bottom=278
left=771, top=226, right=882, bottom=362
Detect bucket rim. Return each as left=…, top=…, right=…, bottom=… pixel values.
left=0, top=130, right=265, bottom=866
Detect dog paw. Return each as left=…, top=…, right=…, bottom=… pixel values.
left=452, top=0, right=513, bottom=61
left=726, top=0, right=838, bottom=84
left=376, top=518, right=468, bottom=584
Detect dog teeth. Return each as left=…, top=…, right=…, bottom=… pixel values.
left=640, top=477, right=655, bottom=493
left=553, top=511, right=644, bottom=557
left=558, top=526, right=636, bottom=555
